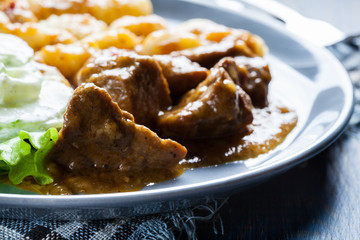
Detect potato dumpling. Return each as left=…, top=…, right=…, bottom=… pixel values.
left=177, top=18, right=232, bottom=43
left=3, top=0, right=38, bottom=23
left=40, top=13, right=107, bottom=39
left=140, top=30, right=201, bottom=55
left=230, top=30, right=268, bottom=57
left=28, top=0, right=153, bottom=24
left=177, top=19, right=229, bottom=35
left=176, top=19, right=268, bottom=57
left=86, top=0, right=153, bottom=24
left=0, top=12, right=10, bottom=24
left=38, top=43, right=91, bottom=81
left=28, top=0, right=86, bottom=20
left=110, top=14, right=167, bottom=37
left=36, top=28, right=139, bottom=81
left=0, top=19, right=75, bottom=50
left=0, top=0, right=11, bottom=10
left=81, top=28, right=139, bottom=50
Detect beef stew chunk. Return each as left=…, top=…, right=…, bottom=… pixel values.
left=216, top=56, right=271, bottom=108
left=158, top=67, right=253, bottom=139
left=75, top=50, right=171, bottom=128
left=47, top=83, right=187, bottom=174
left=153, top=54, right=208, bottom=99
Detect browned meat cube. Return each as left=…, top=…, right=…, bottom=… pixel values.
left=47, top=83, right=187, bottom=174
left=173, top=31, right=266, bottom=68
left=75, top=50, right=171, bottom=128
left=158, top=67, right=253, bottom=139
left=215, top=56, right=271, bottom=108
left=153, top=55, right=208, bottom=99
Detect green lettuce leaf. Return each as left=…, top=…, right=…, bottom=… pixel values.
left=0, top=128, right=58, bottom=185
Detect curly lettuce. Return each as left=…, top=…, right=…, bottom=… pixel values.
left=0, top=128, right=58, bottom=185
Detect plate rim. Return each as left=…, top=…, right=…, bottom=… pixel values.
left=0, top=0, right=354, bottom=211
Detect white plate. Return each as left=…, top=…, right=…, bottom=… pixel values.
left=0, top=0, right=353, bottom=220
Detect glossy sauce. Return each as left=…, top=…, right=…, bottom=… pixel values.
left=180, top=100, right=297, bottom=168
left=15, top=98, right=297, bottom=195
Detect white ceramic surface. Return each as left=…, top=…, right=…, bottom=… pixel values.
left=0, top=0, right=353, bottom=220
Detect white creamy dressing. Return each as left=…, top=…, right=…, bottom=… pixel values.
left=0, top=34, right=73, bottom=142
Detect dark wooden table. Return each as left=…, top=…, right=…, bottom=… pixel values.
left=196, top=1, right=360, bottom=239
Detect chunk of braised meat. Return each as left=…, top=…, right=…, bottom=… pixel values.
left=47, top=83, right=187, bottom=175
left=75, top=50, right=171, bottom=128
left=215, top=56, right=271, bottom=108
left=158, top=67, right=253, bottom=139
left=172, top=31, right=266, bottom=68
left=153, top=55, right=208, bottom=99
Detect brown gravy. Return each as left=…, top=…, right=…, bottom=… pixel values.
left=13, top=98, right=297, bottom=195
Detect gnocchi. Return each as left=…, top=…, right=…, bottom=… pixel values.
left=110, top=14, right=167, bottom=37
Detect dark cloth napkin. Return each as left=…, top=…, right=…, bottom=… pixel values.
left=0, top=200, right=227, bottom=240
